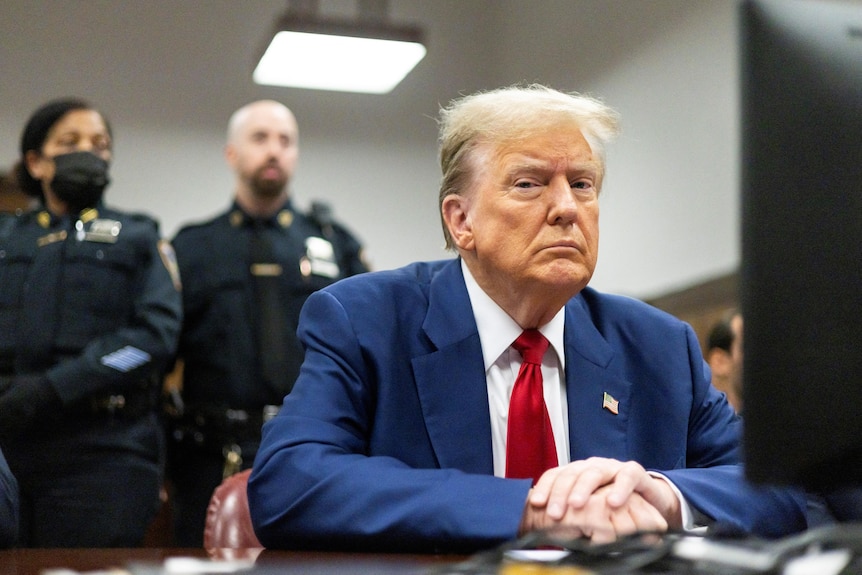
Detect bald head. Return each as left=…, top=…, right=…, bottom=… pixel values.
left=225, top=100, right=300, bottom=215
left=227, top=100, right=298, bottom=145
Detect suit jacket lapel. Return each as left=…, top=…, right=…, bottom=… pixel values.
left=564, top=297, right=632, bottom=461
left=412, top=259, right=494, bottom=474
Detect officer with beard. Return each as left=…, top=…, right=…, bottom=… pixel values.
left=167, top=100, right=368, bottom=547
left=0, top=98, right=183, bottom=547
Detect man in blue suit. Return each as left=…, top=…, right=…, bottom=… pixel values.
left=248, top=84, right=808, bottom=552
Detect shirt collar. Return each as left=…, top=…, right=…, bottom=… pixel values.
left=461, top=259, right=566, bottom=371
left=229, top=199, right=294, bottom=228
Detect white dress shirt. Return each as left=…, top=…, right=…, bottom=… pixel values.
left=461, top=260, right=570, bottom=476
left=461, top=260, right=701, bottom=530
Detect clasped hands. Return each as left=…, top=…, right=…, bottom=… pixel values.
left=519, top=457, right=682, bottom=544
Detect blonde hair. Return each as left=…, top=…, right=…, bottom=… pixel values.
left=437, top=84, right=621, bottom=249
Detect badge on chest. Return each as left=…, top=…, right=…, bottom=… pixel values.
left=78, top=218, right=122, bottom=243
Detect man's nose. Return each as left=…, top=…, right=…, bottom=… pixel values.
left=548, top=178, right=579, bottom=223
left=266, top=137, right=284, bottom=156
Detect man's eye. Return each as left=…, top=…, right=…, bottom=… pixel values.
left=514, top=181, right=537, bottom=189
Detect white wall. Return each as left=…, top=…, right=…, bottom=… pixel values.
left=0, top=0, right=747, bottom=298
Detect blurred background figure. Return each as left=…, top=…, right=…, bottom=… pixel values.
left=705, top=309, right=743, bottom=413
left=0, top=98, right=182, bottom=547
left=166, top=100, right=368, bottom=547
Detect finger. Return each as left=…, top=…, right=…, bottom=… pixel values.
left=623, top=494, right=669, bottom=534
left=604, top=461, right=647, bottom=508
left=607, top=502, right=639, bottom=539
left=536, top=467, right=584, bottom=521
left=532, top=458, right=626, bottom=520
left=575, top=491, right=617, bottom=544
left=566, top=465, right=617, bottom=509
left=530, top=460, right=596, bottom=510
left=596, top=493, right=666, bottom=544
left=631, top=474, right=680, bottom=527
left=529, top=466, right=562, bottom=506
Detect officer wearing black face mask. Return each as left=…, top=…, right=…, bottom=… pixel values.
left=50, top=150, right=112, bottom=211
left=0, top=98, right=182, bottom=547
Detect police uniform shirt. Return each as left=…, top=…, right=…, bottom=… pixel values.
left=0, top=204, right=183, bottom=406
left=172, top=199, right=367, bottom=410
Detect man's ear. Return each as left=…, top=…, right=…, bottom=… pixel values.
left=224, top=144, right=237, bottom=170
left=442, top=194, right=474, bottom=250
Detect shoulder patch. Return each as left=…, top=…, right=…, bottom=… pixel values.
left=158, top=239, right=182, bottom=291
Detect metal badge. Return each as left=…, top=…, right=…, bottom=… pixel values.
left=277, top=210, right=294, bottom=228
left=37, top=211, right=51, bottom=229
left=84, top=218, right=122, bottom=243
left=304, top=236, right=339, bottom=278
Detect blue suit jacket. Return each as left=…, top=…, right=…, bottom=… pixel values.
left=249, top=259, right=807, bottom=552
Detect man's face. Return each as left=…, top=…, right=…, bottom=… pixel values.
left=227, top=103, right=298, bottom=198
left=450, top=126, right=602, bottom=302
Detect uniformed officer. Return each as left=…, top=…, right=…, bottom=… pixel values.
left=168, top=100, right=368, bottom=547
left=0, top=98, right=183, bottom=547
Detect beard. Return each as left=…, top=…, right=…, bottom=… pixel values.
left=249, top=164, right=288, bottom=198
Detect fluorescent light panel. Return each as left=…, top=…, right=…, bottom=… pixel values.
left=254, top=29, right=426, bottom=94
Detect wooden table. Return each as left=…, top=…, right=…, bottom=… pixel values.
left=0, top=548, right=465, bottom=575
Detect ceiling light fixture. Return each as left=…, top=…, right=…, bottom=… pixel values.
left=253, top=0, right=427, bottom=94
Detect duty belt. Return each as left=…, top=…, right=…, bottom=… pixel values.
left=171, top=404, right=281, bottom=451
left=0, top=374, right=156, bottom=419
left=82, top=385, right=158, bottom=419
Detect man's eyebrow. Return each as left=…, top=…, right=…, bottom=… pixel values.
left=503, top=156, right=550, bottom=175
left=504, top=157, right=601, bottom=178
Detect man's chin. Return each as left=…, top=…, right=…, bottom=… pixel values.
left=538, top=264, right=592, bottom=293
left=252, top=181, right=287, bottom=198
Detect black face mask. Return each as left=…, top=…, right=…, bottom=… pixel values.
left=50, top=151, right=111, bottom=211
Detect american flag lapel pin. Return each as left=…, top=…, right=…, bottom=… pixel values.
left=602, top=391, right=619, bottom=415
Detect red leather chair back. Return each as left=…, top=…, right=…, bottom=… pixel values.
left=203, top=469, right=263, bottom=550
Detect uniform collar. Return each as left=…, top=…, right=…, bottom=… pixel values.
left=229, top=200, right=294, bottom=229
left=37, top=206, right=100, bottom=229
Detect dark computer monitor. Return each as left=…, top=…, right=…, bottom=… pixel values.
left=740, top=0, right=862, bottom=491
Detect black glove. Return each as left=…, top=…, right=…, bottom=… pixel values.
left=0, top=375, right=60, bottom=440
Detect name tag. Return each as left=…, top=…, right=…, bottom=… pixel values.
left=83, top=219, right=122, bottom=243
left=251, top=263, right=283, bottom=277
left=305, top=236, right=339, bottom=278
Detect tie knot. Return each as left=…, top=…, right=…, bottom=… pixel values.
left=512, top=329, right=549, bottom=365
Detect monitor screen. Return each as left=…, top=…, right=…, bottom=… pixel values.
left=740, top=0, right=862, bottom=491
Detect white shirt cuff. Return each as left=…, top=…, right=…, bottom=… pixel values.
left=648, top=471, right=708, bottom=534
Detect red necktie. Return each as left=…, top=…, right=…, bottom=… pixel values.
left=505, top=329, right=558, bottom=484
